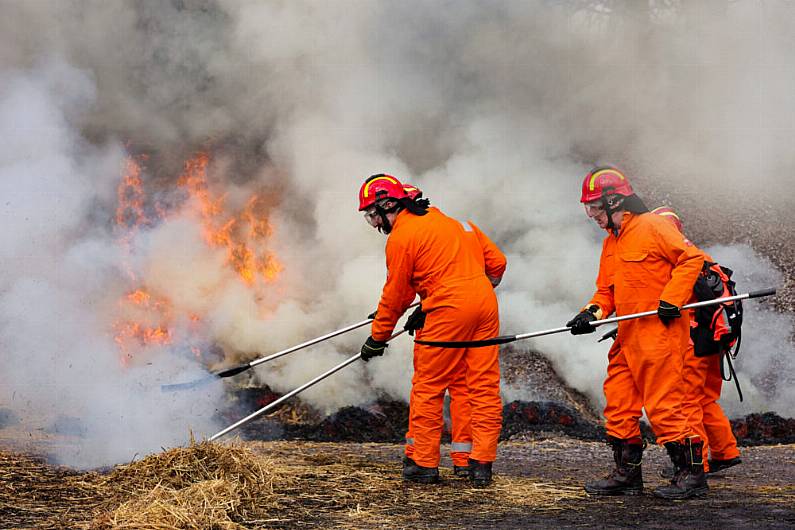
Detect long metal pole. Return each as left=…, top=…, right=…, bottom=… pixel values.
left=514, top=290, right=764, bottom=341
left=209, top=330, right=407, bottom=442
left=249, top=301, right=418, bottom=369
left=415, top=288, right=776, bottom=348
left=162, top=301, right=419, bottom=391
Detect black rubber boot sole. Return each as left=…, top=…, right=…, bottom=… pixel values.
left=403, top=473, right=440, bottom=484
left=652, top=484, right=709, bottom=499
left=707, top=457, right=741, bottom=474
left=584, top=484, right=644, bottom=496
left=402, top=456, right=440, bottom=484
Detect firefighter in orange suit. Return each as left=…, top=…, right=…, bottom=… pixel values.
left=399, top=183, right=502, bottom=479
left=358, top=174, right=506, bottom=487
left=567, top=166, right=708, bottom=499
left=651, top=207, right=742, bottom=475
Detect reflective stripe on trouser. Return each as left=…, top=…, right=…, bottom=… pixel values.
left=405, top=432, right=473, bottom=466
left=603, top=320, right=694, bottom=445
left=405, top=359, right=473, bottom=467
left=405, top=436, right=415, bottom=459
left=409, top=343, right=501, bottom=467
left=701, top=354, right=740, bottom=460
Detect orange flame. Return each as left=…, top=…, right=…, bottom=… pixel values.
left=115, top=156, right=147, bottom=229
left=112, top=151, right=283, bottom=366
left=177, top=153, right=283, bottom=286
left=113, top=288, right=173, bottom=366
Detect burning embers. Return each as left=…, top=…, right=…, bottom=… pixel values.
left=111, top=151, right=283, bottom=366
left=222, top=385, right=795, bottom=446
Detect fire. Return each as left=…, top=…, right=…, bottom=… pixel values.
left=115, top=156, right=147, bottom=229
left=112, top=150, right=283, bottom=366
left=115, top=155, right=151, bottom=281
left=177, top=153, right=283, bottom=286
left=113, top=289, right=173, bottom=366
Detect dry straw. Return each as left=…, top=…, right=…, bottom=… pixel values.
left=1, top=440, right=586, bottom=529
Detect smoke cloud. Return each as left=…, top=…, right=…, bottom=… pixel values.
left=1, top=1, right=792, bottom=467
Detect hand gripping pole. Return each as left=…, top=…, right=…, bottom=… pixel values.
left=414, top=289, right=777, bottom=349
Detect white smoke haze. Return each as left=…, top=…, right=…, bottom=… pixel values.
left=1, top=1, right=793, bottom=467
left=704, top=244, right=795, bottom=417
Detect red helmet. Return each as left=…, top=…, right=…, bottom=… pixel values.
left=402, top=183, right=422, bottom=200
left=652, top=206, right=683, bottom=233
left=358, top=174, right=407, bottom=211
left=580, top=166, right=634, bottom=203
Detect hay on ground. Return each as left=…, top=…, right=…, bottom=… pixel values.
left=90, top=440, right=286, bottom=528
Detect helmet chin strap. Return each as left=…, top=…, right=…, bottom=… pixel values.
left=375, top=201, right=402, bottom=234
left=603, top=194, right=624, bottom=233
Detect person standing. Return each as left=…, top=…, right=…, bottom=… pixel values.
left=358, top=174, right=506, bottom=486
left=567, top=166, right=708, bottom=499
left=651, top=207, right=742, bottom=475
left=400, top=183, right=504, bottom=478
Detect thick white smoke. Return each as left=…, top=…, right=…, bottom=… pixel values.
left=1, top=1, right=793, bottom=467
left=0, top=62, right=224, bottom=468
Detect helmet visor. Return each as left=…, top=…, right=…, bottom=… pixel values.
left=363, top=206, right=380, bottom=227
left=584, top=200, right=605, bottom=217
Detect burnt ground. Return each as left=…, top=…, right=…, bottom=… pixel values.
left=0, top=436, right=792, bottom=529
left=248, top=438, right=794, bottom=529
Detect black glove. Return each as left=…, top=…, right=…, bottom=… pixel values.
left=403, top=306, right=426, bottom=336
left=657, top=300, right=681, bottom=325
left=367, top=310, right=377, bottom=320
left=361, top=336, right=388, bottom=362
left=566, top=305, right=599, bottom=335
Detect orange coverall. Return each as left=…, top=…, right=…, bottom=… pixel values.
left=588, top=212, right=705, bottom=445
left=372, top=207, right=506, bottom=467
left=680, top=253, right=740, bottom=465
left=402, top=219, right=505, bottom=468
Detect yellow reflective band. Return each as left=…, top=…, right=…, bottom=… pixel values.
left=588, top=168, right=625, bottom=191
left=363, top=175, right=400, bottom=198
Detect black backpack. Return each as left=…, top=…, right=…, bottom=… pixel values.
left=691, top=261, right=744, bottom=399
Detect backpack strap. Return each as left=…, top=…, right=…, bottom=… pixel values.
left=720, top=353, right=744, bottom=402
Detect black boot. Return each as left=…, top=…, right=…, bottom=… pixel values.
left=468, top=459, right=493, bottom=487
left=584, top=436, right=644, bottom=496
left=708, top=456, right=741, bottom=474
left=453, top=464, right=471, bottom=478
left=402, top=456, right=439, bottom=484
left=653, top=438, right=709, bottom=499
